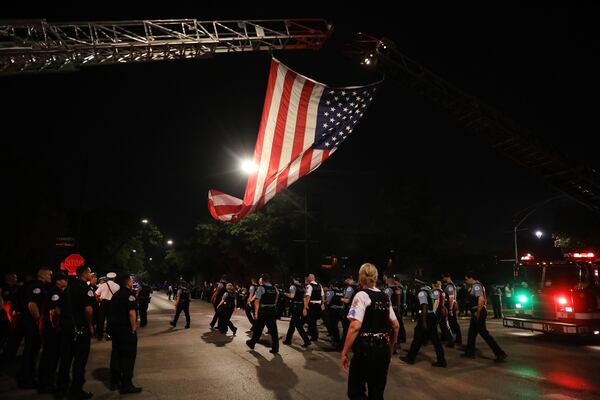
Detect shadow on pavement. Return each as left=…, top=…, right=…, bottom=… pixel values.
left=91, top=367, right=111, bottom=390
left=301, top=347, right=344, bottom=382
left=146, top=328, right=181, bottom=337
left=249, top=351, right=298, bottom=400
left=201, top=331, right=234, bottom=347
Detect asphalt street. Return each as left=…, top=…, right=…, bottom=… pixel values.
left=1, top=292, right=599, bottom=399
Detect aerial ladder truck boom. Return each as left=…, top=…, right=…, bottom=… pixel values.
left=0, top=18, right=331, bottom=74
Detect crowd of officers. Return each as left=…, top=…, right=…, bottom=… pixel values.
left=0, top=266, right=151, bottom=399
left=204, top=266, right=508, bottom=399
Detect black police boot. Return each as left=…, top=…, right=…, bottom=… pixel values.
left=269, top=349, right=279, bottom=354
left=301, top=341, right=311, bottom=348
left=245, top=340, right=255, bottom=350
left=494, top=352, right=508, bottom=363
left=282, top=340, right=292, bottom=345
left=120, top=385, right=142, bottom=394
left=231, top=327, right=238, bottom=335
left=169, top=321, right=176, bottom=327
left=432, top=360, right=447, bottom=368
left=184, top=325, right=190, bottom=329
left=109, top=380, right=120, bottom=391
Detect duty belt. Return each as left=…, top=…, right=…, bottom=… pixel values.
left=260, top=304, right=277, bottom=308
left=310, top=300, right=322, bottom=304
left=292, top=301, right=304, bottom=304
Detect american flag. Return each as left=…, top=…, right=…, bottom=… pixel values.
left=208, top=58, right=379, bottom=222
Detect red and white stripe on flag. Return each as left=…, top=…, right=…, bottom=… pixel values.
left=208, top=58, right=377, bottom=222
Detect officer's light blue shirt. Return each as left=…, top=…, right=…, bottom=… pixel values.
left=471, top=281, right=484, bottom=298
left=289, top=285, right=296, bottom=295
left=325, top=291, right=334, bottom=303
left=344, top=286, right=354, bottom=299
left=384, top=287, right=393, bottom=299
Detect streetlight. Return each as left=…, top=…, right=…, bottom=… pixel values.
left=166, top=240, right=173, bottom=246
left=240, top=159, right=258, bottom=174
left=141, top=219, right=149, bottom=224
left=149, top=257, right=153, bottom=261
left=132, top=249, right=137, bottom=253
left=535, top=230, right=543, bottom=239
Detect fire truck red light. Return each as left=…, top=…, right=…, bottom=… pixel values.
left=557, top=297, right=567, bottom=305
left=565, top=307, right=573, bottom=312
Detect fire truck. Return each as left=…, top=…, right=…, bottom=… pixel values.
left=503, top=252, right=600, bottom=336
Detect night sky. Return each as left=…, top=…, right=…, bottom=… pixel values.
left=3, top=5, right=600, bottom=259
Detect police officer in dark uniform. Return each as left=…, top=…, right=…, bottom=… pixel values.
left=442, top=273, right=462, bottom=345
left=327, top=281, right=345, bottom=348
left=462, top=271, right=507, bottom=362
left=245, top=277, right=258, bottom=330
left=283, top=274, right=311, bottom=347
left=0, top=272, right=18, bottom=372
left=401, top=283, right=447, bottom=367
left=137, top=283, right=152, bottom=328
left=341, top=263, right=399, bottom=399
left=37, top=272, right=68, bottom=393
left=384, top=275, right=406, bottom=354
left=17, top=267, right=52, bottom=388
left=209, top=275, right=228, bottom=329
left=170, top=281, right=191, bottom=328
left=304, top=273, right=324, bottom=342
left=88, top=274, right=99, bottom=337
left=56, top=265, right=95, bottom=399
left=433, top=280, right=454, bottom=348
left=108, top=274, right=142, bottom=394
left=246, top=273, right=279, bottom=353
left=216, top=283, right=237, bottom=334
left=341, top=274, right=359, bottom=346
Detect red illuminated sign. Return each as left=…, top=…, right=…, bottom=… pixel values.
left=60, top=254, right=85, bottom=276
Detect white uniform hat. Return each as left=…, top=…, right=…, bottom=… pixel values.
left=107, top=272, right=117, bottom=279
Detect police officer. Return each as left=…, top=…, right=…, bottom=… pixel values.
left=401, top=282, right=447, bottom=367
left=16, top=267, right=51, bottom=388
left=462, top=271, right=507, bottom=362
left=341, top=263, right=399, bottom=399
left=95, top=272, right=119, bottom=340
left=384, top=275, right=406, bottom=354
left=245, top=277, right=258, bottom=330
left=56, top=265, right=95, bottom=399
left=283, top=274, right=311, bottom=347
left=246, top=273, right=279, bottom=353
left=137, top=282, right=152, bottom=328
left=491, top=284, right=503, bottom=319
left=37, top=272, right=68, bottom=393
left=341, top=274, right=359, bottom=346
left=327, top=281, right=345, bottom=348
left=216, top=283, right=237, bottom=334
left=0, top=272, right=18, bottom=372
left=170, top=281, right=191, bottom=328
left=108, top=274, right=142, bottom=394
left=88, top=274, right=99, bottom=337
left=433, top=280, right=454, bottom=348
left=304, top=273, right=324, bottom=342
left=209, top=275, right=228, bottom=329
left=442, top=273, right=462, bottom=345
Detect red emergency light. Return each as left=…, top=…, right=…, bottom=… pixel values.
left=557, top=297, right=568, bottom=305
left=566, top=252, right=595, bottom=259
left=520, top=253, right=534, bottom=261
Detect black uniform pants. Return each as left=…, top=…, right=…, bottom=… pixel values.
left=173, top=301, right=190, bottom=327
left=245, top=303, right=255, bottom=329
left=217, top=306, right=236, bottom=333
left=38, top=326, right=61, bottom=387
left=110, top=329, right=137, bottom=388
left=347, top=338, right=391, bottom=400
left=447, top=308, right=462, bottom=344
left=18, top=318, right=41, bottom=385
left=248, top=308, right=278, bottom=351
left=465, top=308, right=504, bottom=356
left=406, top=313, right=445, bottom=363
left=139, top=300, right=150, bottom=327
left=307, top=303, right=322, bottom=340
left=341, top=308, right=351, bottom=345
left=392, top=307, right=406, bottom=344
left=285, top=304, right=310, bottom=344
left=98, top=300, right=110, bottom=338
left=57, top=328, right=91, bottom=392
left=492, top=297, right=502, bottom=318
left=436, top=310, right=453, bottom=344
left=328, top=307, right=343, bottom=344
left=4, top=314, right=23, bottom=363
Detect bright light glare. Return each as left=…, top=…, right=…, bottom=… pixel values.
left=167, top=240, right=173, bottom=246
left=515, top=303, right=522, bottom=309
left=241, top=160, right=259, bottom=174
left=141, top=219, right=148, bottom=224
left=518, top=295, right=528, bottom=303
left=558, top=297, right=567, bottom=305
left=565, top=307, right=573, bottom=312
left=535, top=230, right=543, bottom=239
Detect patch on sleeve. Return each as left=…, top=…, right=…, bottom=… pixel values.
left=51, top=294, right=60, bottom=301
left=348, top=309, right=356, bottom=318
left=418, top=292, right=426, bottom=299
left=87, top=290, right=94, bottom=297
left=33, top=288, right=41, bottom=294
left=128, top=295, right=136, bottom=302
